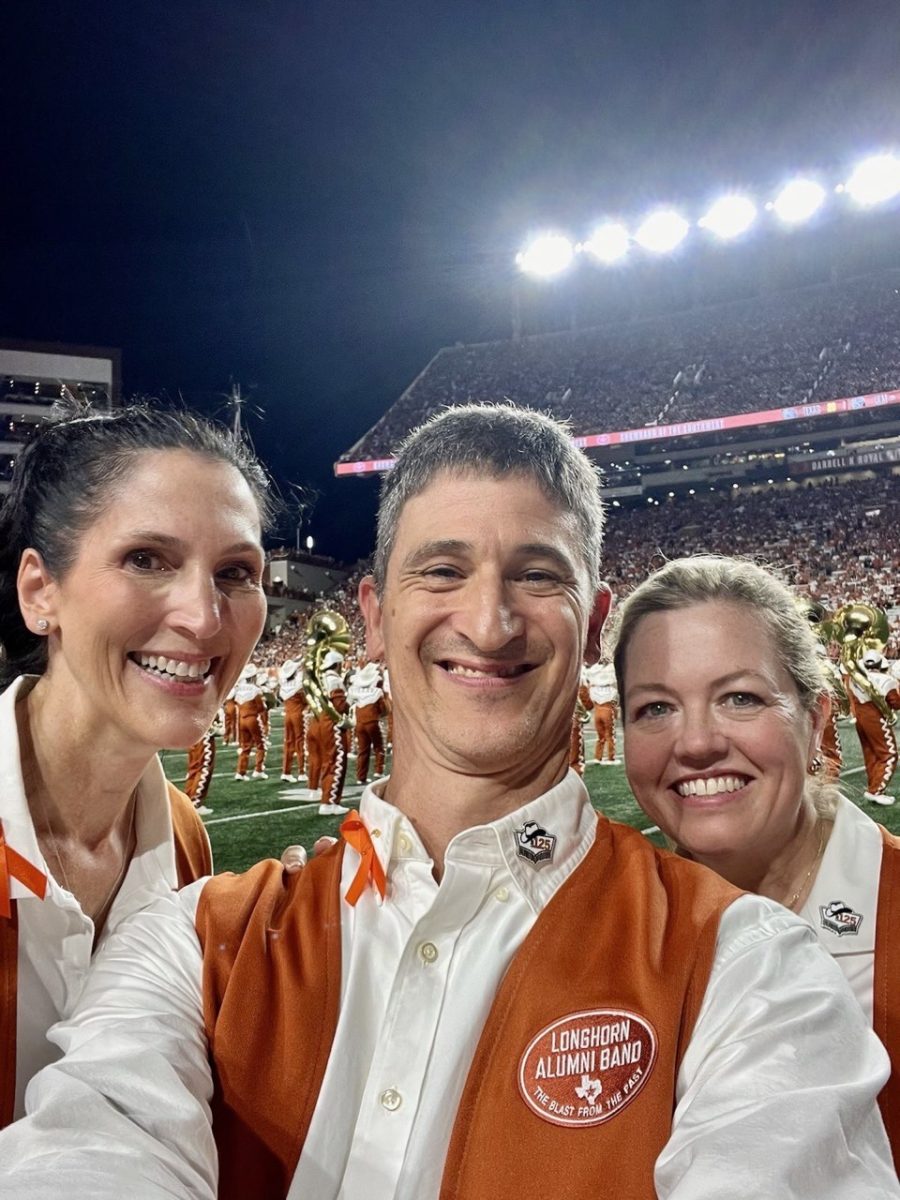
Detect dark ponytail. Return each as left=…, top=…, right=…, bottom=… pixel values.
left=0, top=400, right=273, bottom=691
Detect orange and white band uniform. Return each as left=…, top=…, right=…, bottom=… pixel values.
left=847, top=670, right=900, bottom=796
left=568, top=681, right=592, bottom=778
left=280, top=678, right=308, bottom=778
left=587, top=662, right=618, bottom=763
left=184, top=731, right=216, bottom=804
left=2, top=774, right=894, bottom=1197
left=234, top=680, right=268, bottom=776
left=306, top=672, right=350, bottom=806
left=222, top=696, right=238, bottom=745
left=348, top=665, right=387, bottom=784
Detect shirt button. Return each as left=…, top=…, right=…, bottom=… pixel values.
left=380, top=1087, right=403, bottom=1112
left=371, top=828, right=382, bottom=839
left=418, top=941, right=439, bottom=965
left=398, top=833, right=412, bottom=853
left=494, top=886, right=510, bottom=903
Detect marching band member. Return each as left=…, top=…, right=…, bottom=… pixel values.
left=586, top=658, right=620, bottom=764
left=347, top=660, right=386, bottom=784
left=184, top=716, right=220, bottom=816
left=816, top=645, right=844, bottom=779
left=279, top=659, right=308, bottom=782
left=568, top=667, right=592, bottom=777
left=222, top=687, right=238, bottom=746
left=846, top=650, right=900, bottom=806
left=306, top=649, right=350, bottom=816
left=234, top=664, right=268, bottom=781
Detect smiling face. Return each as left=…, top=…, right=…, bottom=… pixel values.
left=621, top=600, right=825, bottom=867
left=359, top=470, right=608, bottom=789
left=28, top=448, right=267, bottom=753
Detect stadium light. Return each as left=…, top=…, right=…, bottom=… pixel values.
left=635, top=209, right=689, bottom=254
left=770, top=178, right=826, bottom=224
left=582, top=222, right=630, bottom=264
left=844, top=153, right=900, bottom=207
left=516, top=233, right=575, bottom=277
left=698, top=194, right=757, bottom=240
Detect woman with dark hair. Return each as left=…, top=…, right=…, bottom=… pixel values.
left=0, top=401, right=270, bottom=1125
left=609, top=554, right=900, bottom=1164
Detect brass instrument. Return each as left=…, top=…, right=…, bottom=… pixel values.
left=795, top=597, right=848, bottom=714
left=302, top=610, right=352, bottom=724
left=832, top=602, right=893, bottom=723
left=795, top=597, right=836, bottom=648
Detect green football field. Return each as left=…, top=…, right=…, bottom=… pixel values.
left=159, top=712, right=893, bottom=876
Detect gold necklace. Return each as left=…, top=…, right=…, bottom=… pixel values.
left=786, top=820, right=826, bottom=912
left=33, top=789, right=138, bottom=930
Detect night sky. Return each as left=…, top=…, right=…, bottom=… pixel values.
left=5, top=0, right=900, bottom=560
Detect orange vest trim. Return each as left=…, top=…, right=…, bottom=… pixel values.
left=196, top=848, right=345, bottom=1200
left=0, top=905, right=17, bottom=1129
left=874, top=824, right=900, bottom=1168
left=196, top=818, right=737, bottom=1200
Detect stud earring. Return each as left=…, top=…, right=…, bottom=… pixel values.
left=809, top=753, right=824, bottom=775
left=36, top=618, right=49, bottom=633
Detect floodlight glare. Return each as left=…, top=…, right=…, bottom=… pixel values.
left=516, top=233, right=575, bottom=277
left=844, top=153, right=900, bottom=207
left=772, top=178, right=825, bottom=224
left=699, top=194, right=757, bottom=240
left=635, top=209, right=689, bottom=254
left=583, top=222, right=630, bottom=264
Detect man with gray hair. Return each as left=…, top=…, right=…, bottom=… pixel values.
left=0, top=403, right=897, bottom=1199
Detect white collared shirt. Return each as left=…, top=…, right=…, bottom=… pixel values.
left=799, top=793, right=882, bottom=1023
left=0, top=773, right=896, bottom=1199
left=0, top=676, right=189, bottom=1118
left=290, top=773, right=597, bottom=1200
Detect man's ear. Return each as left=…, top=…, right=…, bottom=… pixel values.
left=17, top=548, right=58, bottom=635
left=584, top=583, right=612, bottom=666
left=358, top=574, right=386, bottom=662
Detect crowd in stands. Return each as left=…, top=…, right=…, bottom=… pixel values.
left=342, top=270, right=900, bottom=462
left=257, top=562, right=371, bottom=667
left=259, top=474, right=900, bottom=666
left=600, top=476, right=900, bottom=615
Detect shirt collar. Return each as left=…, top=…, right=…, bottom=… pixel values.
left=357, top=770, right=598, bottom=914
left=0, top=675, right=179, bottom=904
left=0, top=676, right=45, bottom=898
left=801, top=794, right=881, bottom=952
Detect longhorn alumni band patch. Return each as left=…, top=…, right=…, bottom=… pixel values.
left=518, top=1009, right=658, bottom=1127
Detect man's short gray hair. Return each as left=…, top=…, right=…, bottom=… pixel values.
left=372, top=403, right=604, bottom=593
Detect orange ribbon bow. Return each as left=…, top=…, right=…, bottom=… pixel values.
left=0, top=824, right=48, bottom=920
left=340, top=814, right=387, bottom=907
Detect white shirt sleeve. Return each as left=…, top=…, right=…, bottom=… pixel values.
left=0, top=880, right=214, bottom=1200
left=1, top=889, right=897, bottom=1199
left=656, top=894, right=899, bottom=1199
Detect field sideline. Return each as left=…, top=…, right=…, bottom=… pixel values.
left=159, top=711, right=890, bottom=875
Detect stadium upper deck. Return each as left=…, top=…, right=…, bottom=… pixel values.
left=337, top=270, right=900, bottom=470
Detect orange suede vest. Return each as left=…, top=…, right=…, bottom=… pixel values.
left=196, top=816, right=739, bottom=1200
left=874, top=825, right=900, bottom=1168
left=0, top=781, right=211, bottom=1128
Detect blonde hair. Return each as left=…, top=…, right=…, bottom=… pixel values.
left=608, top=555, right=838, bottom=818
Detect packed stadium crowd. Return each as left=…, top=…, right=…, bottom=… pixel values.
left=342, top=270, right=900, bottom=462
left=259, top=473, right=900, bottom=662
